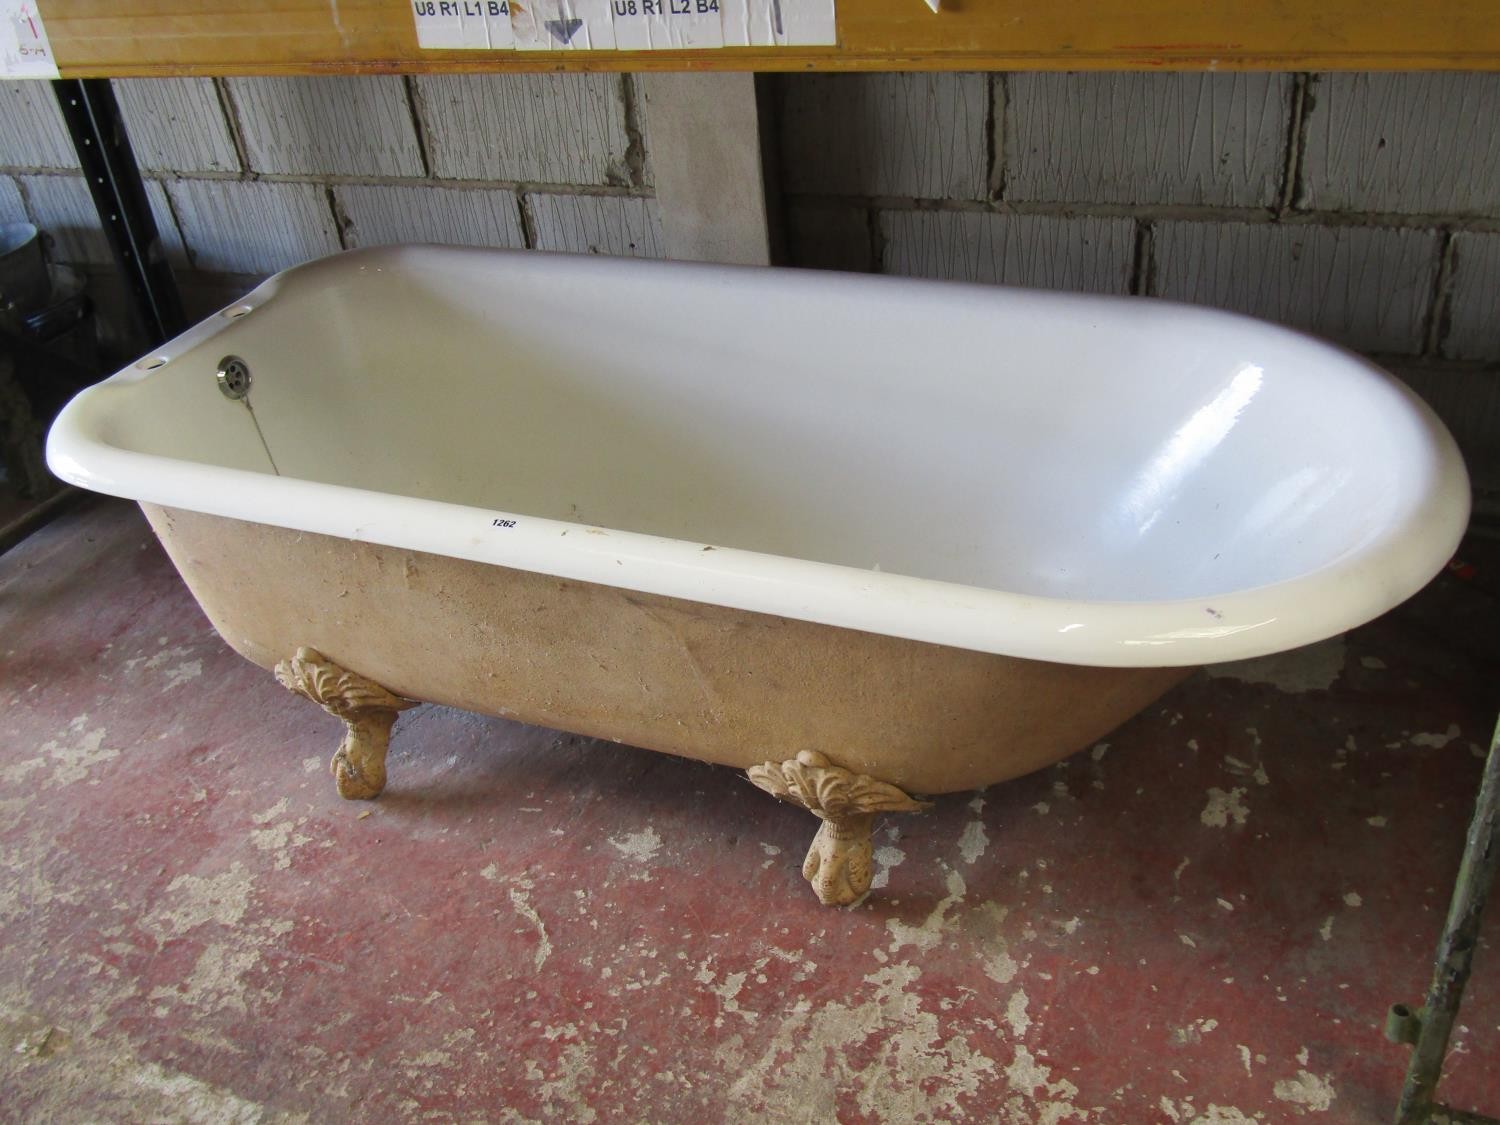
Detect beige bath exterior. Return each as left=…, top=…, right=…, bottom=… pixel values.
left=145, top=504, right=1189, bottom=798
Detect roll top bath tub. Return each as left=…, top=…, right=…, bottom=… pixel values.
left=47, top=246, right=1470, bottom=906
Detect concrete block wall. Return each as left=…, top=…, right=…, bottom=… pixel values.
left=778, top=72, right=1500, bottom=504
left=0, top=74, right=656, bottom=351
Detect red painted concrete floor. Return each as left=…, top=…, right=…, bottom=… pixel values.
left=2, top=499, right=1497, bottom=1123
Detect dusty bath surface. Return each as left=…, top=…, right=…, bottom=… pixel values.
left=1, top=499, right=1496, bottom=1123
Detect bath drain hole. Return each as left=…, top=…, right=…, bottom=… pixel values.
left=137, top=356, right=167, bottom=371
left=221, top=305, right=252, bottom=319
left=217, top=355, right=252, bottom=399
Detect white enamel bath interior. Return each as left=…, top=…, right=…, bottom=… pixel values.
left=47, top=245, right=1470, bottom=667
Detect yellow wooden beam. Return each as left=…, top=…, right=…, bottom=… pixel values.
left=40, top=0, right=1500, bottom=75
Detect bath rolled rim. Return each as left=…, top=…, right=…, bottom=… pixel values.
left=44, top=424, right=1470, bottom=670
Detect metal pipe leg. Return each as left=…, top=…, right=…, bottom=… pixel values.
left=1388, top=711, right=1500, bottom=1124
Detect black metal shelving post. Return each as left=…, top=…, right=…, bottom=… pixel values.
left=52, top=77, right=184, bottom=347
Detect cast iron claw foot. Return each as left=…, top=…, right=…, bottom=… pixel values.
left=274, top=647, right=418, bottom=800
left=747, top=750, right=932, bottom=906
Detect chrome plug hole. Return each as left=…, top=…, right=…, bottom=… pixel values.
left=217, top=355, right=252, bottom=400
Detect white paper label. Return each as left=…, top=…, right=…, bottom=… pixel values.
left=512, top=0, right=617, bottom=51
left=611, top=0, right=726, bottom=52
left=413, top=1, right=518, bottom=49
left=414, top=0, right=833, bottom=51
left=2, top=0, right=58, bottom=78
left=720, top=0, right=834, bottom=46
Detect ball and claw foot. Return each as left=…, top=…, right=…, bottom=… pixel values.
left=748, top=750, right=932, bottom=906
left=274, top=647, right=418, bottom=800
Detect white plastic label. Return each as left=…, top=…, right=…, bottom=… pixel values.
left=2, top=1, right=58, bottom=78
left=414, top=0, right=833, bottom=51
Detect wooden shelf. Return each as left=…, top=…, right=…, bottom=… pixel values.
left=42, top=0, right=1500, bottom=76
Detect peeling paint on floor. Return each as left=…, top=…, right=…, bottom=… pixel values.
left=1208, top=637, right=1347, bottom=694
left=1200, top=786, right=1251, bottom=828
left=1, top=500, right=1497, bottom=1123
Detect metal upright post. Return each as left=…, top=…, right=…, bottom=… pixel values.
left=51, top=78, right=184, bottom=347
left=1387, top=711, right=1500, bottom=1124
